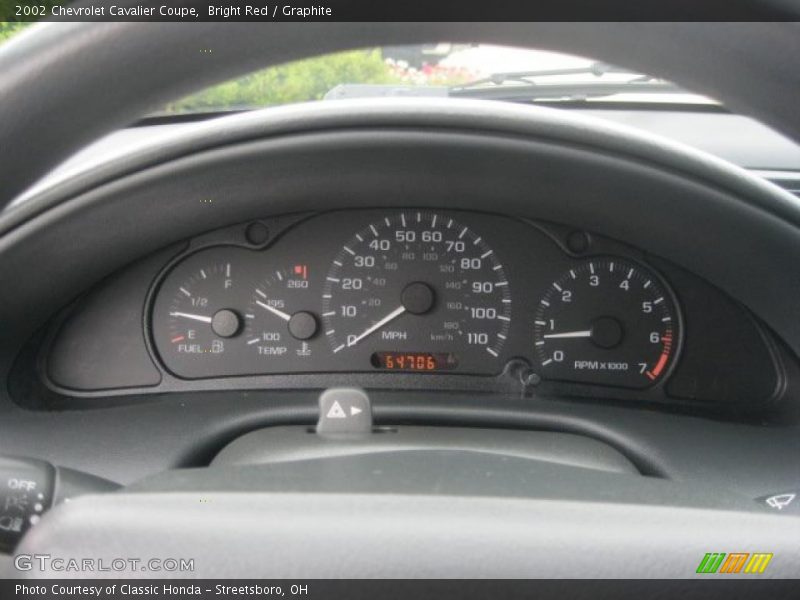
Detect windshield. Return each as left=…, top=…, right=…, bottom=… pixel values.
left=161, top=44, right=718, bottom=116
left=0, top=26, right=718, bottom=115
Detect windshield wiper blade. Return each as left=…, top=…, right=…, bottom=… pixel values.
left=450, top=80, right=681, bottom=102
left=450, top=62, right=661, bottom=92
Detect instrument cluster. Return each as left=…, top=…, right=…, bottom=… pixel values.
left=149, top=210, right=683, bottom=390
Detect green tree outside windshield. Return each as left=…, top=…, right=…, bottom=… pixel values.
left=0, top=21, right=31, bottom=41
left=163, top=49, right=398, bottom=114
left=0, top=26, right=474, bottom=113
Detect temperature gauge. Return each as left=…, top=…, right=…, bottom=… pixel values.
left=244, top=266, right=320, bottom=365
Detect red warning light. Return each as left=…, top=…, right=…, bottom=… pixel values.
left=293, top=265, right=308, bottom=280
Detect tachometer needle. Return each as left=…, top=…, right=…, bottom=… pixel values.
left=169, top=311, right=212, bottom=324
left=256, top=300, right=292, bottom=322
left=347, top=305, right=407, bottom=347
left=543, top=330, right=593, bottom=339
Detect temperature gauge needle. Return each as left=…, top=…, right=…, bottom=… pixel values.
left=169, top=311, right=212, bottom=324
left=347, top=305, right=407, bottom=347
left=543, top=329, right=592, bottom=339
left=256, top=300, right=292, bottom=322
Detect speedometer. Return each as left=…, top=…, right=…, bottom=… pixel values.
left=321, top=211, right=511, bottom=373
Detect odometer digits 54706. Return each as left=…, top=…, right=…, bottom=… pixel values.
left=321, top=211, right=511, bottom=373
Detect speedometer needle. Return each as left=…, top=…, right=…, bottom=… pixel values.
left=169, top=311, right=212, bottom=324
left=347, top=305, right=407, bottom=347
left=256, top=300, right=292, bottom=322
left=543, top=330, right=593, bottom=339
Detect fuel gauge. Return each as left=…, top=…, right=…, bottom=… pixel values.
left=152, top=256, right=248, bottom=378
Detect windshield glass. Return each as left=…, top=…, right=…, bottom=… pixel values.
left=161, top=44, right=718, bottom=115
left=0, top=26, right=718, bottom=114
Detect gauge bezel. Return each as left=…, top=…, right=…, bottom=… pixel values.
left=143, top=216, right=307, bottom=380
left=111, top=211, right=702, bottom=406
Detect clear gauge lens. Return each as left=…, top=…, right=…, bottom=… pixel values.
left=533, top=258, right=680, bottom=388
left=152, top=258, right=247, bottom=378
left=244, top=265, right=320, bottom=363
left=322, top=211, right=511, bottom=373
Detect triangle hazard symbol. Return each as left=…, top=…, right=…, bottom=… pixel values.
left=326, top=401, right=347, bottom=419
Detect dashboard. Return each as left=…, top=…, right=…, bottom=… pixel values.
left=35, top=208, right=784, bottom=414
left=4, top=23, right=800, bottom=580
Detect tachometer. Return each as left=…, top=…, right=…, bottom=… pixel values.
left=321, top=211, right=511, bottom=373
left=533, top=258, right=680, bottom=388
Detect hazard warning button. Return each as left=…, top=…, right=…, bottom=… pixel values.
left=316, top=388, right=373, bottom=435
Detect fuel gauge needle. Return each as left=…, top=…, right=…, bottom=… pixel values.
left=543, top=330, right=592, bottom=339
left=169, top=311, right=212, bottom=324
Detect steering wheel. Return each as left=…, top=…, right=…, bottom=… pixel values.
left=1, top=21, right=799, bottom=210
left=2, top=21, right=800, bottom=579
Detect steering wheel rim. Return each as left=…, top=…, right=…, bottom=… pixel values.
left=1, top=21, right=800, bottom=210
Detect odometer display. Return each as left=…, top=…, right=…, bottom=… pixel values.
left=321, top=211, right=511, bottom=373
left=371, top=351, right=458, bottom=371
left=533, top=258, right=681, bottom=389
